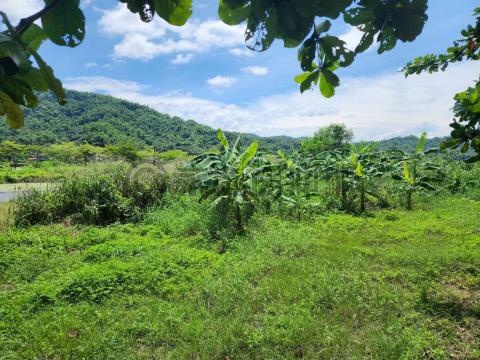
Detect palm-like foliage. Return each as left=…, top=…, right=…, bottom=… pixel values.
left=273, top=151, right=323, bottom=220
left=348, top=143, right=392, bottom=212
left=390, top=132, right=440, bottom=209
left=191, top=130, right=265, bottom=231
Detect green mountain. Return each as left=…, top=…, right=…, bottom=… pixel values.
left=371, top=135, right=447, bottom=152
left=0, top=90, right=451, bottom=154
left=0, top=90, right=300, bottom=154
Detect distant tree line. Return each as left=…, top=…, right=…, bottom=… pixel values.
left=0, top=140, right=191, bottom=167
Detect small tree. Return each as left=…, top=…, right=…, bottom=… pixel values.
left=79, top=144, right=102, bottom=164
left=302, top=123, right=354, bottom=154
left=391, top=133, right=439, bottom=209
left=106, top=142, right=140, bottom=163
left=0, top=140, right=27, bottom=168
left=45, top=142, right=81, bottom=164
left=349, top=143, right=389, bottom=212
left=192, top=130, right=264, bottom=232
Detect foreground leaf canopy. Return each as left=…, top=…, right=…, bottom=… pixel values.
left=404, top=7, right=480, bottom=162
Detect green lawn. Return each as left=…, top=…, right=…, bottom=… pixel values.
left=0, top=196, right=479, bottom=359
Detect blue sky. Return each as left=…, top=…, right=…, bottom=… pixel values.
left=2, top=0, right=480, bottom=139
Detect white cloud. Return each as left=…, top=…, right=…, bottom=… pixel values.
left=0, top=0, right=43, bottom=24
left=98, top=3, right=245, bottom=61
left=98, top=4, right=167, bottom=39
left=229, top=48, right=255, bottom=58
left=243, top=66, right=268, bottom=76
left=113, top=33, right=168, bottom=60
left=64, top=76, right=144, bottom=93
left=339, top=27, right=364, bottom=51
left=171, top=53, right=194, bottom=64
left=84, top=62, right=112, bottom=69
left=340, top=26, right=378, bottom=52
left=63, top=62, right=479, bottom=139
left=206, top=75, right=238, bottom=88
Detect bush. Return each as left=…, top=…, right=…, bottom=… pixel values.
left=14, top=164, right=168, bottom=226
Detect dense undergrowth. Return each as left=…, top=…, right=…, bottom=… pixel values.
left=13, top=163, right=172, bottom=227
left=0, top=195, right=479, bottom=359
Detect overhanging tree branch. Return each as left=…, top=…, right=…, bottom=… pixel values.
left=15, top=0, right=63, bottom=35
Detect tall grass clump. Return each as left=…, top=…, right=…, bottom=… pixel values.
left=14, top=164, right=168, bottom=226
left=0, top=202, right=13, bottom=230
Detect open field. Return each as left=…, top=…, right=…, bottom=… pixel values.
left=0, top=163, right=86, bottom=184
left=0, top=196, right=479, bottom=359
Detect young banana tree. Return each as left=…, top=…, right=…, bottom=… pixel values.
left=390, top=132, right=440, bottom=209
left=273, top=150, right=322, bottom=220
left=191, top=129, right=264, bottom=231
left=349, top=143, right=390, bottom=212
left=311, top=150, right=351, bottom=210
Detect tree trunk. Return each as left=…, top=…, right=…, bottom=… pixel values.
left=341, top=177, right=348, bottom=210
left=407, top=190, right=413, bottom=210
left=235, top=205, right=243, bottom=231
left=360, top=180, right=366, bottom=212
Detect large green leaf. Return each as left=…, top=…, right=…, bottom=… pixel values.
left=16, top=68, right=49, bottom=91
left=403, top=161, right=414, bottom=185
left=0, top=90, right=24, bottom=128
left=218, top=0, right=249, bottom=25
left=0, top=77, right=38, bottom=108
left=21, top=24, right=47, bottom=51
left=31, top=50, right=66, bottom=105
left=246, top=3, right=279, bottom=51
left=275, top=0, right=313, bottom=48
left=295, top=69, right=319, bottom=93
left=153, top=0, right=192, bottom=26
left=391, top=0, right=428, bottom=42
left=216, top=129, right=229, bottom=151
left=239, top=141, right=259, bottom=173
left=42, top=0, right=86, bottom=47
left=355, top=32, right=375, bottom=54
left=319, top=71, right=335, bottom=98
left=0, top=40, right=30, bottom=71
left=416, top=132, right=427, bottom=153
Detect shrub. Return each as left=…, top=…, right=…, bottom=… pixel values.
left=14, top=164, right=168, bottom=226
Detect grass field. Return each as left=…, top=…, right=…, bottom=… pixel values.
left=0, top=195, right=479, bottom=359
left=0, top=163, right=84, bottom=184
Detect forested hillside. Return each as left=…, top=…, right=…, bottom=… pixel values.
left=0, top=91, right=300, bottom=154
left=372, top=135, right=447, bottom=152
left=0, top=90, right=449, bottom=154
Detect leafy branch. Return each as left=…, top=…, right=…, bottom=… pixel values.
left=15, top=0, right=64, bottom=35
left=403, top=7, right=480, bottom=162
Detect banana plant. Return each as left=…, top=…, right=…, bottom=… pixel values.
left=315, top=143, right=390, bottom=212
left=273, top=150, right=322, bottom=220
left=390, top=132, right=440, bottom=209
left=349, top=143, right=390, bottom=212
left=350, top=150, right=367, bottom=212
left=312, top=149, right=351, bottom=210
left=191, top=129, right=265, bottom=231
